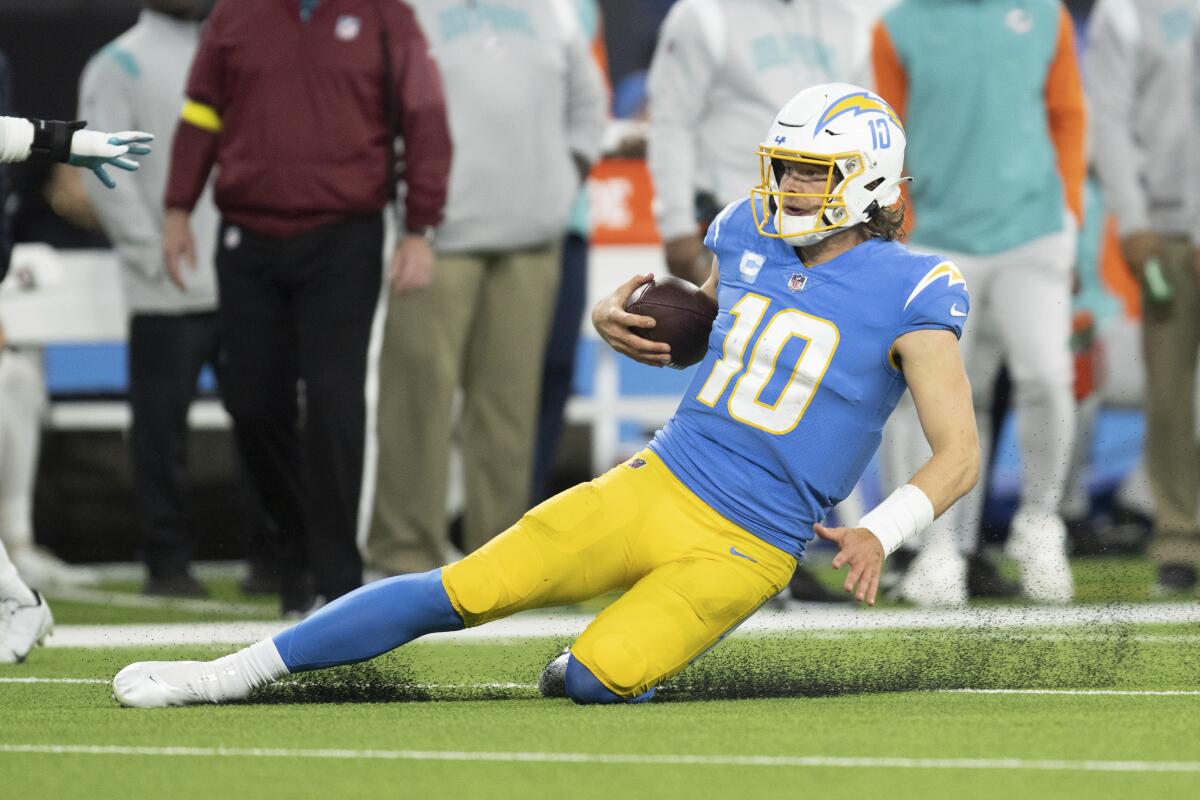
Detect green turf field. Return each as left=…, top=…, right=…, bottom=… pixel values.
left=2, top=623, right=1198, bottom=799
left=1, top=558, right=1197, bottom=797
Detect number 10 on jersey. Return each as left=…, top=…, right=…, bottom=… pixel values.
left=696, top=293, right=840, bottom=434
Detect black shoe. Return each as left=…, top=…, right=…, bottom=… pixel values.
left=1153, top=563, right=1198, bottom=596
left=239, top=560, right=281, bottom=595
left=1067, top=512, right=1151, bottom=557
left=1066, top=516, right=1105, bottom=557
left=966, top=552, right=1020, bottom=598
left=143, top=573, right=209, bottom=599
left=788, top=566, right=852, bottom=603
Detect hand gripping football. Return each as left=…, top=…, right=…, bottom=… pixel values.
left=624, top=275, right=718, bottom=368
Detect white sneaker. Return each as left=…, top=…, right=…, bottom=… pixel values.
left=899, top=544, right=968, bottom=607
left=538, top=648, right=570, bottom=698
left=113, top=660, right=251, bottom=708
left=11, top=546, right=100, bottom=588
left=0, top=591, right=53, bottom=663
left=1006, top=509, right=1073, bottom=604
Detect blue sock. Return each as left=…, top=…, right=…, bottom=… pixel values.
left=564, top=655, right=656, bottom=705
left=273, top=569, right=464, bottom=672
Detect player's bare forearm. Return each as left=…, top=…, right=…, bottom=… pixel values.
left=815, top=331, right=976, bottom=606
left=908, top=445, right=978, bottom=517
left=893, top=328, right=981, bottom=516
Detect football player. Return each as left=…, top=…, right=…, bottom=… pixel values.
left=112, top=83, right=979, bottom=707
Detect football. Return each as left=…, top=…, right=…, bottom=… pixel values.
left=624, top=275, right=718, bottom=368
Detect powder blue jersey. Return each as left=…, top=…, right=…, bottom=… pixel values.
left=649, top=198, right=969, bottom=559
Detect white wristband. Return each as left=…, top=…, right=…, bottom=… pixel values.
left=857, top=484, right=934, bottom=557
left=0, top=116, right=34, bottom=163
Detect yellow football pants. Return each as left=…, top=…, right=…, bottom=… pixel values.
left=441, top=451, right=797, bottom=698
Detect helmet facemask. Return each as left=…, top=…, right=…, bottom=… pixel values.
left=751, top=147, right=870, bottom=247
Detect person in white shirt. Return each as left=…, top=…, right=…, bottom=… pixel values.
left=1085, top=0, right=1200, bottom=594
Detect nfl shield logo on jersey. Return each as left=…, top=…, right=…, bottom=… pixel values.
left=787, top=272, right=808, bottom=292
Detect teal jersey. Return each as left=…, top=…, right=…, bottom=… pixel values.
left=650, top=199, right=969, bottom=558
left=881, top=0, right=1072, bottom=255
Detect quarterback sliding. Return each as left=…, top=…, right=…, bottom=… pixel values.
left=113, top=83, right=980, bottom=707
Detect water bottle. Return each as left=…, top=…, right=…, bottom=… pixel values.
left=1143, top=257, right=1173, bottom=307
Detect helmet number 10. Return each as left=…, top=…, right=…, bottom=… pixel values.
left=869, top=118, right=892, bottom=150
left=696, top=293, right=840, bottom=434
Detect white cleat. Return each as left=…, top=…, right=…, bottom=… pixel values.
left=113, top=659, right=250, bottom=708
left=1006, top=509, right=1073, bottom=604
left=538, top=648, right=570, bottom=698
left=0, top=591, right=53, bottom=663
left=899, top=544, right=968, bottom=607
left=12, top=546, right=100, bottom=588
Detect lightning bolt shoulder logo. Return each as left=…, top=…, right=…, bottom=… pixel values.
left=904, top=261, right=967, bottom=309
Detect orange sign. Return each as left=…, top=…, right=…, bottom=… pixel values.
left=588, top=158, right=661, bottom=245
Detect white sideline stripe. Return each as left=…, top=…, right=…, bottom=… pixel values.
left=5, top=678, right=1198, bottom=698
left=45, top=587, right=270, bottom=617
left=0, top=678, right=110, bottom=685
left=86, top=562, right=249, bottom=582
left=0, top=677, right=540, bottom=690
left=46, top=622, right=290, bottom=647
left=0, top=744, right=1197, bottom=773
left=39, top=601, right=1200, bottom=648
left=937, top=689, right=1200, bottom=697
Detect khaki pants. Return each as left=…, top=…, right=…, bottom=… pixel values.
left=1142, top=236, right=1200, bottom=564
left=367, top=243, right=561, bottom=574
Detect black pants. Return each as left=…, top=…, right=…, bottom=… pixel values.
left=216, top=214, right=382, bottom=601
left=129, top=312, right=221, bottom=578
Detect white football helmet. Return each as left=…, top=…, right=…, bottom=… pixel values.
left=751, top=82, right=909, bottom=247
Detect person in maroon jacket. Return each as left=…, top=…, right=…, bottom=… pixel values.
left=163, top=0, right=451, bottom=614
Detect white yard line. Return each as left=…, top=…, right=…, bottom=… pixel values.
left=45, top=622, right=291, bottom=647
left=45, top=587, right=270, bottom=617
left=0, top=677, right=539, bottom=690
left=0, top=743, right=1196, bottom=773
left=37, top=601, right=1200, bottom=648
left=6, top=678, right=1198, bottom=698
left=935, top=689, right=1200, bottom=697
left=85, top=562, right=250, bottom=582
left=0, top=678, right=110, bottom=685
